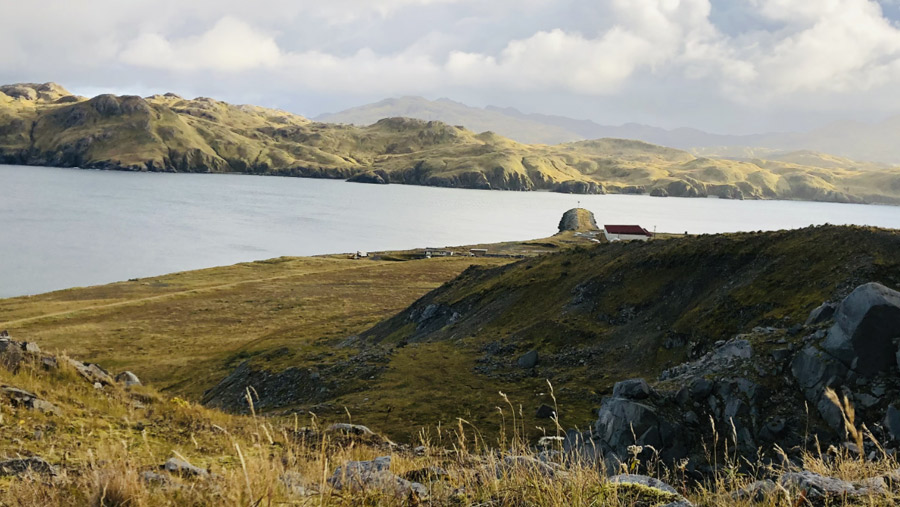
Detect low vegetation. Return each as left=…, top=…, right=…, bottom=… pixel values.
left=2, top=82, right=900, bottom=204
left=1, top=335, right=898, bottom=506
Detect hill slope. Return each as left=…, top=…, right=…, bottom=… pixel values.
left=3, top=83, right=900, bottom=203
left=321, top=96, right=900, bottom=164
left=192, top=226, right=900, bottom=445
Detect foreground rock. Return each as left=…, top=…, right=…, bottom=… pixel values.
left=161, top=457, right=212, bottom=479
left=565, top=281, right=900, bottom=471
left=0, top=457, right=58, bottom=477
left=1, top=386, right=61, bottom=415
left=608, top=474, right=693, bottom=506
left=328, top=456, right=427, bottom=500
left=779, top=471, right=886, bottom=499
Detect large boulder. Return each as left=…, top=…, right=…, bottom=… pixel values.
left=595, top=397, right=662, bottom=453
left=805, top=302, right=837, bottom=325
left=822, top=282, right=900, bottom=376
left=557, top=208, right=599, bottom=232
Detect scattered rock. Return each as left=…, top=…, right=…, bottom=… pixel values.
left=0, top=457, right=57, bottom=477
left=115, top=371, right=141, bottom=387
left=1, top=386, right=61, bottom=415
left=403, top=466, right=448, bottom=483
left=141, top=471, right=180, bottom=487
left=535, top=404, right=556, bottom=419
left=612, top=378, right=652, bottom=400
left=326, top=423, right=376, bottom=437
left=328, top=456, right=427, bottom=499
left=806, top=302, right=837, bottom=325
left=517, top=349, right=538, bottom=369
left=280, top=472, right=317, bottom=496
left=779, top=471, right=885, bottom=498
left=0, top=340, right=25, bottom=373
left=162, top=457, right=210, bottom=479
left=608, top=474, right=692, bottom=506
left=884, top=405, right=900, bottom=442
left=732, top=479, right=777, bottom=501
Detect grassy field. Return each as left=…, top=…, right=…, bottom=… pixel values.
left=1, top=340, right=898, bottom=506
left=0, top=255, right=512, bottom=400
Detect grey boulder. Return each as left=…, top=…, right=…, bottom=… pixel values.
left=115, top=371, right=141, bottom=387
left=612, top=378, right=652, bottom=400
left=822, top=282, right=900, bottom=376
left=517, top=349, right=538, bottom=369
left=0, top=457, right=58, bottom=477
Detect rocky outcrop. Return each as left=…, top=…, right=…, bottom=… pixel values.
left=347, top=169, right=390, bottom=184
left=553, top=180, right=604, bottom=194
left=821, top=282, right=900, bottom=376
left=792, top=282, right=900, bottom=430
left=1, top=386, right=61, bottom=415
left=328, top=456, right=428, bottom=500
left=566, top=281, right=900, bottom=471
left=0, top=457, right=58, bottom=477
left=557, top=208, right=599, bottom=232
left=201, top=360, right=329, bottom=412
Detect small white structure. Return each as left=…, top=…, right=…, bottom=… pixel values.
left=424, top=248, right=454, bottom=258
left=603, top=225, right=653, bottom=242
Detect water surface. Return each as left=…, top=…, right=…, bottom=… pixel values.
left=2, top=165, right=899, bottom=298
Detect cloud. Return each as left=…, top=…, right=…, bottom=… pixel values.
left=120, top=17, right=282, bottom=71
left=6, top=0, right=900, bottom=131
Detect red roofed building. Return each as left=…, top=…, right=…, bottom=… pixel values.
left=603, top=225, right=653, bottom=241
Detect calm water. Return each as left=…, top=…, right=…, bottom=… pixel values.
left=2, top=165, right=900, bottom=298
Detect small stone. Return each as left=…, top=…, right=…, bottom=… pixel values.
left=0, top=457, right=58, bottom=477
left=612, top=378, right=652, bottom=400
left=325, top=423, right=376, bottom=436
left=517, top=350, right=538, bottom=369
left=403, top=466, right=448, bottom=482
left=162, top=457, right=209, bottom=478
left=732, top=480, right=776, bottom=501
left=22, top=342, right=40, bottom=354
left=535, top=404, right=556, bottom=419
left=884, top=405, right=900, bottom=442
left=115, top=371, right=141, bottom=387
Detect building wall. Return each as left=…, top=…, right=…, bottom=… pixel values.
left=604, top=232, right=650, bottom=242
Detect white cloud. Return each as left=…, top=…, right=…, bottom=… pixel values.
left=6, top=0, right=900, bottom=130
left=120, top=17, right=282, bottom=71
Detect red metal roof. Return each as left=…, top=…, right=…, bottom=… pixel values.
left=604, top=225, right=652, bottom=236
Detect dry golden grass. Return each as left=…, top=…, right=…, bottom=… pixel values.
left=1, top=350, right=898, bottom=506
left=0, top=255, right=512, bottom=400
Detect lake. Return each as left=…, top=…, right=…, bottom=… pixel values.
left=2, top=164, right=900, bottom=298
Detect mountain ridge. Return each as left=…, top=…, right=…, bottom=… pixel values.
left=318, top=96, right=900, bottom=164
left=3, top=82, right=900, bottom=204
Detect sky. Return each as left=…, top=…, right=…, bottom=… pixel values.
left=3, top=0, right=900, bottom=134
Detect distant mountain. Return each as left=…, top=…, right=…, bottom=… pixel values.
left=318, top=97, right=900, bottom=164
left=3, top=82, right=900, bottom=205
left=315, top=96, right=581, bottom=145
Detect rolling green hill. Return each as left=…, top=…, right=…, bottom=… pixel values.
left=2, top=82, right=900, bottom=203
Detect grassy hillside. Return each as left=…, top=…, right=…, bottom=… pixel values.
left=0, top=255, right=514, bottom=402
left=3, top=82, right=900, bottom=203
left=6, top=332, right=898, bottom=506
left=5, top=224, right=899, bottom=446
